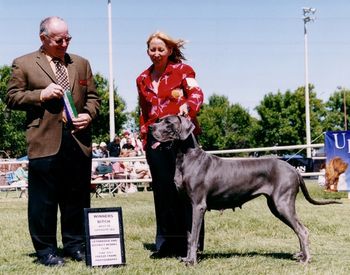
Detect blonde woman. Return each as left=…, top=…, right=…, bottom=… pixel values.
left=137, top=31, right=204, bottom=258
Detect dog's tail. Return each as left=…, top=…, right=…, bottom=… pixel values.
left=298, top=173, right=342, bottom=205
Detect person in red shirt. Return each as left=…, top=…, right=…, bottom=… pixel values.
left=136, top=31, right=204, bottom=258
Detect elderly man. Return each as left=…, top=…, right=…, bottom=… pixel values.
left=6, top=16, right=100, bottom=266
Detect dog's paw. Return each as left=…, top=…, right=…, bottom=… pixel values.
left=292, top=251, right=303, bottom=260
left=298, top=257, right=311, bottom=264
left=293, top=252, right=311, bottom=264
left=180, top=257, right=197, bottom=266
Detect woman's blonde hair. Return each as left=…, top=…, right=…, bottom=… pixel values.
left=147, top=31, right=186, bottom=63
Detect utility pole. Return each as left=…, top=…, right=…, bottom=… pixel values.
left=303, top=7, right=316, bottom=158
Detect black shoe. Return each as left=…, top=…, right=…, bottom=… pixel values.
left=150, top=246, right=180, bottom=259
left=38, top=253, right=65, bottom=266
left=150, top=250, right=172, bottom=259
left=65, top=250, right=85, bottom=262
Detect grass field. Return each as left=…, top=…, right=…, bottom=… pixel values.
left=1, top=180, right=350, bottom=275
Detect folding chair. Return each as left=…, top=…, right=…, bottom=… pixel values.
left=4, top=171, right=21, bottom=197
left=90, top=182, right=103, bottom=198
left=5, top=171, right=17, bottom=185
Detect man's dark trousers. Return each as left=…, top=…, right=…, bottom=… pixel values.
left=28, top=128, right=91, bottom=257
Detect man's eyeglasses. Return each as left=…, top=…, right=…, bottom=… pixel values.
left=45, top=34, right=72, bottom=45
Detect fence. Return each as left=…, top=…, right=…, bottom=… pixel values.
left=0, top=143, right=326, bottom=197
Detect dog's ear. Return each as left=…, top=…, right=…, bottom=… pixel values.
left=179, top=116, right=195, bottom=140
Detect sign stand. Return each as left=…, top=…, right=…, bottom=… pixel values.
left=84, top=207, right=126, bottom=267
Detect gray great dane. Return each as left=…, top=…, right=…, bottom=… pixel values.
left=150, top=115, right=340, bottom=265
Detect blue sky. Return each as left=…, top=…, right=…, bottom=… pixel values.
left=1, top=0, right=350, bottom=115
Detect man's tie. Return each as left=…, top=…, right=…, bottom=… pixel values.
left=53, top=59, right=70, bottom=123
left=53, top=59, right=70, bottom=91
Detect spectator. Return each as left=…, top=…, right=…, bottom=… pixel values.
left=122, top=137, right=135, bottom=151
left=107, top=136, right=121, bottom=157
left=99, top=142, right=109, bottom=158
left=120, top=137, right=136, bottom=157
left=92, top=142, right=101, bottom=158
left=120, top=161, right=138, bottom=193
left=120, top=130, right=130, bottom=149
left=13, top=163, right=29, bottom=198
left=14, top=163, right=28, bottom=183
left=318, top=162, right=326, bottom=187
left=130, top=160, right=150, bottom=180
left=132, top=132, right=144, bottom=156
left=130, top=160, right=151, bottom=192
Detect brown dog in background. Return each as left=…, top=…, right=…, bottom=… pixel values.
left=325, top=157, right=348, bottom=192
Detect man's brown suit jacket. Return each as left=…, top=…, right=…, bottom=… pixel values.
left=6, top=49, right=100, bottom=159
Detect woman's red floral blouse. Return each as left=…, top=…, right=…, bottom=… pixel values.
left=136, top=62, right=204, bottom=144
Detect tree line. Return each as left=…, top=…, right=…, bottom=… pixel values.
left=198, top=86, right=349, bottom=154
left=0, top=65, right=348, bottom=158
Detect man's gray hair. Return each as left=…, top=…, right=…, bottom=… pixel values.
left=39, top=16, right=65, bottom=35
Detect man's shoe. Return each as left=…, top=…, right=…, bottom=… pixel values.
left=38, top=253, right=65, bottom=266
left=66, top=250, right=85, bottom=262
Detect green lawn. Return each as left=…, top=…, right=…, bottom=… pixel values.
left=0, top=181, right=350, bottom=275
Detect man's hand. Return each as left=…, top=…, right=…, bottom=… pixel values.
left=40, top=83, right=65, bottom=102
left=71, top=113, right=92, bottom=133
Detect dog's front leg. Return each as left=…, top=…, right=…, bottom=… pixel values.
left=182, top=201, right=206, bottom=265
left=174, top=168, right=183, bottom=190
left=174, top=155, right=184, bottom=190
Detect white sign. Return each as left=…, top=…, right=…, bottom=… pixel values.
left=90, top=238, right=122, bottom=265
left=84, top=208, right=126, bottom=267
left=88, top=212, right=120, bottom=236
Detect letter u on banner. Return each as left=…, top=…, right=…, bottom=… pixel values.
left=325, top=131, right=350, bottom=192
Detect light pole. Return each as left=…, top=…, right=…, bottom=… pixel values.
left=343, top=88, right=348, bottom=130
left=303, top=7, right=316, bottom=158
left=107, top=0, right=115, bottom=141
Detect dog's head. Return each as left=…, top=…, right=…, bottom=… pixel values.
left=151, top=115, right=195, bottom=142
left=325, top=156, right=348, bottom=186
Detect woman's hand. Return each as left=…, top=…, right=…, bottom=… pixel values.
left=178, top=103, right=189, bottom=117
